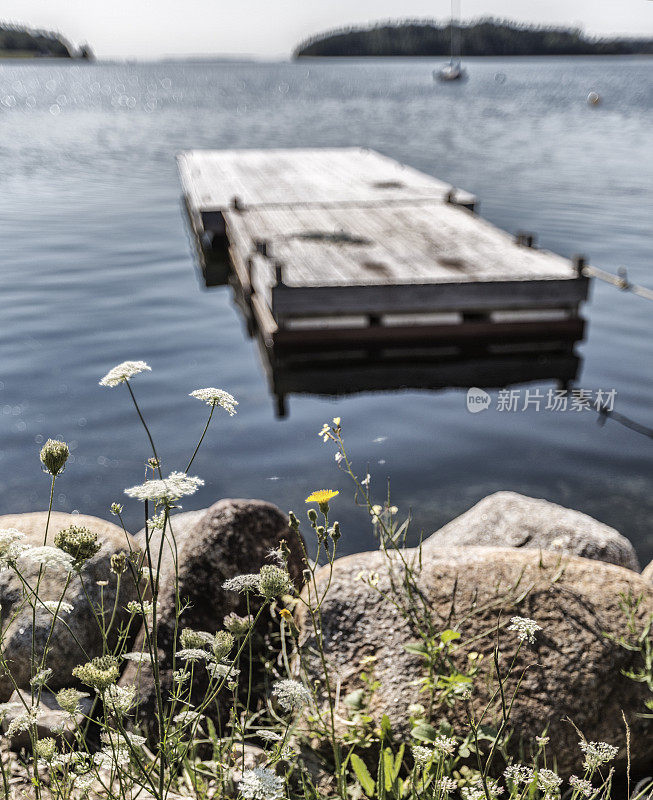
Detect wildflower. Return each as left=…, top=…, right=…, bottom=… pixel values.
left=259, top=565, right=291, bottom=599
left=435, top=778, right=458, bottom=793
left=305, top=489, right=339, bottom=513
left=173, top=709, right=204, bottom=726
left=536, top=735, right=550, bottom=746
left=224, top=612, right=254, bottom=635
left=180, top=628, right=215, bottom=650
left=54, top=525, right=101, bottom=565
left=212, top=630, right=234, bottom=660
left=147, top=511, right=167, bottom=530
left=110, top=552, right=127, bottom=574
left=34, top=737, right=58, bottom=760
left=569, top=776, right=595, bottom=797
left=537, top=768, right=563, bottom=796
left=412, top=745, right=433, bottom=765
left=99, top=360, right=151, bottom=387
left=103, top=684, right=136, bottom=716
left=223, top=573, right=261, bottom=593
left=21, top=545, right=74, bottom=573
left=208, top=662, right=240, bottom=681
left=127, top=600, right=154, bottom=616
left=266, top=546, right=286, bottom=567
left=94, top=746, right=130, bottom=770
left=579, top=741, right=619, bottom=771
left=189, top=388, right=238, bottom=415
left=73, top=773, right=95, bottom=793
left=177, top=648, right=212, bottom=662
left=272, top=679, right=311, bottom=712
left=335, top=452, right=344, bottom=464
left=110, top=503, right=123, bottom=516
left=239, top=767, right=284, bottom=800
left=504, top=765, right=534, bottom=786
left=6, top=705, right=42, bottom=737
left=507, top=616, right=542, bottom=644
left=432, top=735, right=457, bottom=756
left=122, top=651, right=151, bottom=664
left=125, top=471, right=204, bottom=503
left=56, top=688, right=89, bottom=716
left=318, top=423, right=331, bottom=443
left=40, top=439, right=69, bottom=476
left=43, top=600, right=73, bottom=614
left=257, top=729, right=282, bottom=742
left=72, top=655, right=120, bottom=690
left=0, top=528, right=29, bottom=570
left=30, top=668, right=53, bottom=687
left=101, top=729, right=145, bottom=748
left=173, top=670, right=190, bottom=684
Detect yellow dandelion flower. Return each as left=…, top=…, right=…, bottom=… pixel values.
left=279, top=608, right=293, bottom=624
left=305, top=490, right=339, bottom=504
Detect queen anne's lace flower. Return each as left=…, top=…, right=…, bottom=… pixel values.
left=99, top=360, right=151, bottom=387
left=432, top=735, right=457, bottom=756
left=173, top=709, right=204, bottom=726
left=72, top=656, right=119, bottom=690
left=272, top=679, right=311, bottom=712
left=537, top=768, right=563, bottom=796
left=43, top=600, right=74, bottom=614
left=435, top=778, right=458, bottom=793
left=6, top=705, right=42, bottom=737
left=579, top=741, right=618, bottom=770
left=0, top=528, right=29, bottom=569
left=239, top=767, right=284, bottom=800
left=257, top=729, right=282, bottom=742
left=56, top=688, right=89, bottom=716
left=122, top=651, right=151, bottom=664
left=504, top=765, right=535, bottom=786
left=189, top=388, right=238, bottom=415
left=21, top=545, right=74, bottom=573
left=177, top=648, right=212, bottom=662
left=30, top=668, right=53, bottom=687
left=103, top=684, right=136, bottom=716
left=569, top=776, right=595, bottom=797
left=412, top=745, right=433, bottom=765
left=125, top=471, right=204, bottom=503
left=223, top=574, right=260, bottom=593
left=508, top=616, right=542, bottom=644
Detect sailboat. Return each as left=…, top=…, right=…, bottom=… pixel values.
left=434, top=0, right=467, bottom=81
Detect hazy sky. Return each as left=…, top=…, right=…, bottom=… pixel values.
left=4, top=0, right=653, bottom=58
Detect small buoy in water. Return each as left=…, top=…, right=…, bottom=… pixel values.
left=587, top=91, right=601, bottom=106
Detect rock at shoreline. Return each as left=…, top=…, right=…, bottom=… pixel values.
left=425, top=492, right=640, bottom=571
left=1, top=687, right=94, bottom=751
left=120, top=499, right=305, bottom=739
left=297, top=545, right=653, bottom=777
left=642, top=561, right=653, bottom=584
left=0, top=512, right=141, bottom=701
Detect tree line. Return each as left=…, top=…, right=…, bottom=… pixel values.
left=294, top=18, right=653, bottom=58
left=0, top=22, right=94, bottom=59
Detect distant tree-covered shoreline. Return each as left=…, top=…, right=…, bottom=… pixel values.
left=0, top=22, right=93, bottom=59
left=294, top=18, right=653, bottom=58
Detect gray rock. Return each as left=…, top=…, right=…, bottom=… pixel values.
left=642, top=561, right=653, bottom=584
left=1, top=687, right=94, bottom=751
left=297, top=545, right=653, bottom=778
left=120, top=499, right=306, bottom=740
left=425, top=491, right=640, bottom=571
left=0, top=512, right=141, bottom=701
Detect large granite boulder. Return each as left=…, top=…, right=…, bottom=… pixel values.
left=642, top=561, right=653, bottom=584
left=0, top=512, right=141, bottom=701
left=296, top=545, right=653, bottom=777
left=120, top=499, right=305, bottom=739
left=425, top=492, right=640, bottom=571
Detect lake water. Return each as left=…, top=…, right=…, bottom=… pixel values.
left=0, top=56, right=651, bottom=561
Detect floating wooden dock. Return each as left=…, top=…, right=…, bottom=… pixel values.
left=178, top=147, right=590, bottom=370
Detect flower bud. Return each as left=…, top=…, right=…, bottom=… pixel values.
left=212, top=630, right=234, bottom=661
left=110, top=551, right=127, bottom=574
left=259, top=564, right=292, bottom=599
left=307, top=509, right=318, bottom=525
left=110, top=503, right=123, bottom=516
left=288, top=511, right=300, bottom=530
left=331, top=521, right=341, bottom=542
left=40, top=439, right=69, bottom=477
left=54, top=525, right=101, bottom=565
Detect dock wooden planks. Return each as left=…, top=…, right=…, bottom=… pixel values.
left=178, top=147, right=589, bottom=354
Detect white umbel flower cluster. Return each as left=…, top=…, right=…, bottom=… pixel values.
left=239, top=767, right=284, bottom=800
left=504, top=764, right=535, bottom=786
left=579, top=740, right=619, bottom=770
left=537, top=768, right=563, bottom=797
left=432, top=734, right=457, bottom=756
left=43, top=600, right=74, bottom=614
left=124, top=471, right=204, bottom=503
left=103, top=684, right=136, bottom=716
left=569, top=776, right=595, bottom=797
left=189, top=388, right=238, bottom=415
left=507, top=616, right=542, bottom=644
left=223, top=574, right=261, bottom=594
left=6, top=705, right=42, bottom=737
left=412, top=745, right=433, bottom=765
left=272, top=679, right=311, bottom=712
left=0, top=528, right=29, bottom=570
left=99, top=360, right=151, bottom=387
left=21, top=545, right=74, bottom=573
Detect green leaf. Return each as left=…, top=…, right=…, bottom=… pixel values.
left=440, top=629, right=461, bottom=644
left=404, top=642, right=428, bottom=656
left=351, top=754, right=375, bottom=797
left=411, top=722, right=437, bottom=742
left=392, top=745, right=405, bottom=781
left=381, top=714, right=393, bottom=740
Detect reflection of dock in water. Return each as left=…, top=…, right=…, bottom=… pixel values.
left=178, top=147, right=589, bottom=416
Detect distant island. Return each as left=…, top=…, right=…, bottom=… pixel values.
left=294, top=18, right=653, bottom=58
left=0, top=22, right=93, bottom=59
